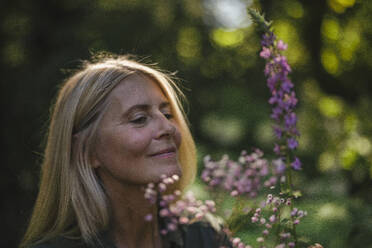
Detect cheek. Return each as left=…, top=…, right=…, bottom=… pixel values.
left=174, top=127, right=182, bottom=149
left=126, top=131, right=153, bottom=155
left=97, top=128, right=153, bottom=163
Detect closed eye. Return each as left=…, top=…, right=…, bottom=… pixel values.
left=130, top=116, right=148, bottom=124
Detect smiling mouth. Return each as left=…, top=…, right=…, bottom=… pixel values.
left=149, top=147, right=177, bottom=158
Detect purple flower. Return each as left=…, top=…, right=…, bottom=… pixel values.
left=277, top=40, right=288, bottom=51
left=291, top=157, right=302, bottom=170
left=267, top=74, right=279, bottom=91
left=264, top=61, right=275, bottom=76
left=273, top=125, right=283, bottom=139
left=291, top=209, right=298, bottom=217
left=284, top=92, right=298, bottom=109
left=284, top=112, right=297, bottom=129
left=281, top=79, right=293, bottom=92
left=269, top=215, right=276, bottom=223
left=261, top=32, right=276, bottom=47
left=201, top=170, right=210, bottom=182
left=274, top=56, right=291, bottom=74
left=274, top=144, right=281, bottom=155
left=288, top=242, right=295, bottom=248
left=260, top=47, right=272, bottom=59
left=144, top=214, right=153, bottom=221
left=269, top=95, right=278, bottom=105
left=287, top=137, right=299, bottom=150
left=273, top=158, right=286, bottom=174
left=271, top=107, right=283, bottom=121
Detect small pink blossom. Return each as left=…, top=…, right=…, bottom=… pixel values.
left=277, top=40, right=288, bottom=50
left=260, top=47, right=272, bottom=59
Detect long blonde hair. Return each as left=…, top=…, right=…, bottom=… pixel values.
left=20, top=54, right=197, bottom=247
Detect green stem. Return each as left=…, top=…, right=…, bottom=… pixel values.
left=286, top=158, right=293, bottom=195
left=285, top=156, right=298, bottom=246
left=275, top=206, right=282, bottom=245
left=229, top=196, right=244, bottom=234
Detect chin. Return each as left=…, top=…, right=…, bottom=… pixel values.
left=155, top=163, right=182, bottom=182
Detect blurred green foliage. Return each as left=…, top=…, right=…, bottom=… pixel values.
left=2, top=0, right=372, bottom=247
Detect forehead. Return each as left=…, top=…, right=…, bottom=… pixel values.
left=107, top=73, right=168, bottom=110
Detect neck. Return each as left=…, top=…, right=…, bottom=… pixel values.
left=105, top=182, right=162, bottom=248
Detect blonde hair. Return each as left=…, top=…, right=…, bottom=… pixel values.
left=20, top=54, right=197, bottom=247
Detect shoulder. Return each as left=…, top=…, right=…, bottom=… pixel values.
left=181, top=221, right=232, bottom=248
left=29, top=236, right=87, bottom=248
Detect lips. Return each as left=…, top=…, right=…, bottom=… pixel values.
left=149, top=146, right=177, bottom=157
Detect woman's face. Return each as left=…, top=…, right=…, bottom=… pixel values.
left=92, top=73, right=182, bottom=187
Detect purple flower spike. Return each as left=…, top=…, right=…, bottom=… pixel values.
left=258, top=14, right=301, bottom=173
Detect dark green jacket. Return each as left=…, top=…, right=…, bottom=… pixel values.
left=31, top=222, right=232, bottom=248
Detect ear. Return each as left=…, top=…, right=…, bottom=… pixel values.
left=89, top=143, right=101, bottom=169
left=91, top=155, right=101, bottom=168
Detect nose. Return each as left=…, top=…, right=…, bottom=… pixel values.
left=155, top=114, right=176, bottom=139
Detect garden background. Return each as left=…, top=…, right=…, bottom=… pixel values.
left=2, top=0, right=372, bottom=247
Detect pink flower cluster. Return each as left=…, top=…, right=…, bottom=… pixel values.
left=231, top=236, right=252, bottom=248
left=144, top=175, right=217, bottom=235
left=201, top=149, right=278, bottom=198
left=249, top=193, right=307, bottom=247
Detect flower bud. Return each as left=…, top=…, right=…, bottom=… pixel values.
left=179, top=216, right=189, bottom=224
left=167, top=223, right=177, bottom=231
left=251, top=216, right=259, bottom=223
left=260, top=218, right=266, bottom=224
left=158, top=183, right=166, bottom=192
left=159, top=209, right=169, bottom=217
left=232, top=237, right=241, bottom=246
left=288, top=242, right=295, bottom=248
left=256, top=237, right=264, bottom=243
left=144, top=214, right=153, bottom=222
left=269, top=215, right=276, bottom=223
left=230, top=190, right=239, bottom=197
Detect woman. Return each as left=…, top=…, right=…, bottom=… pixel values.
left=20, top=55, right=231, bottom=248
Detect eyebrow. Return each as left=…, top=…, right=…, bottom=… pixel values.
left=124, top=101, right=171, bottom=116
